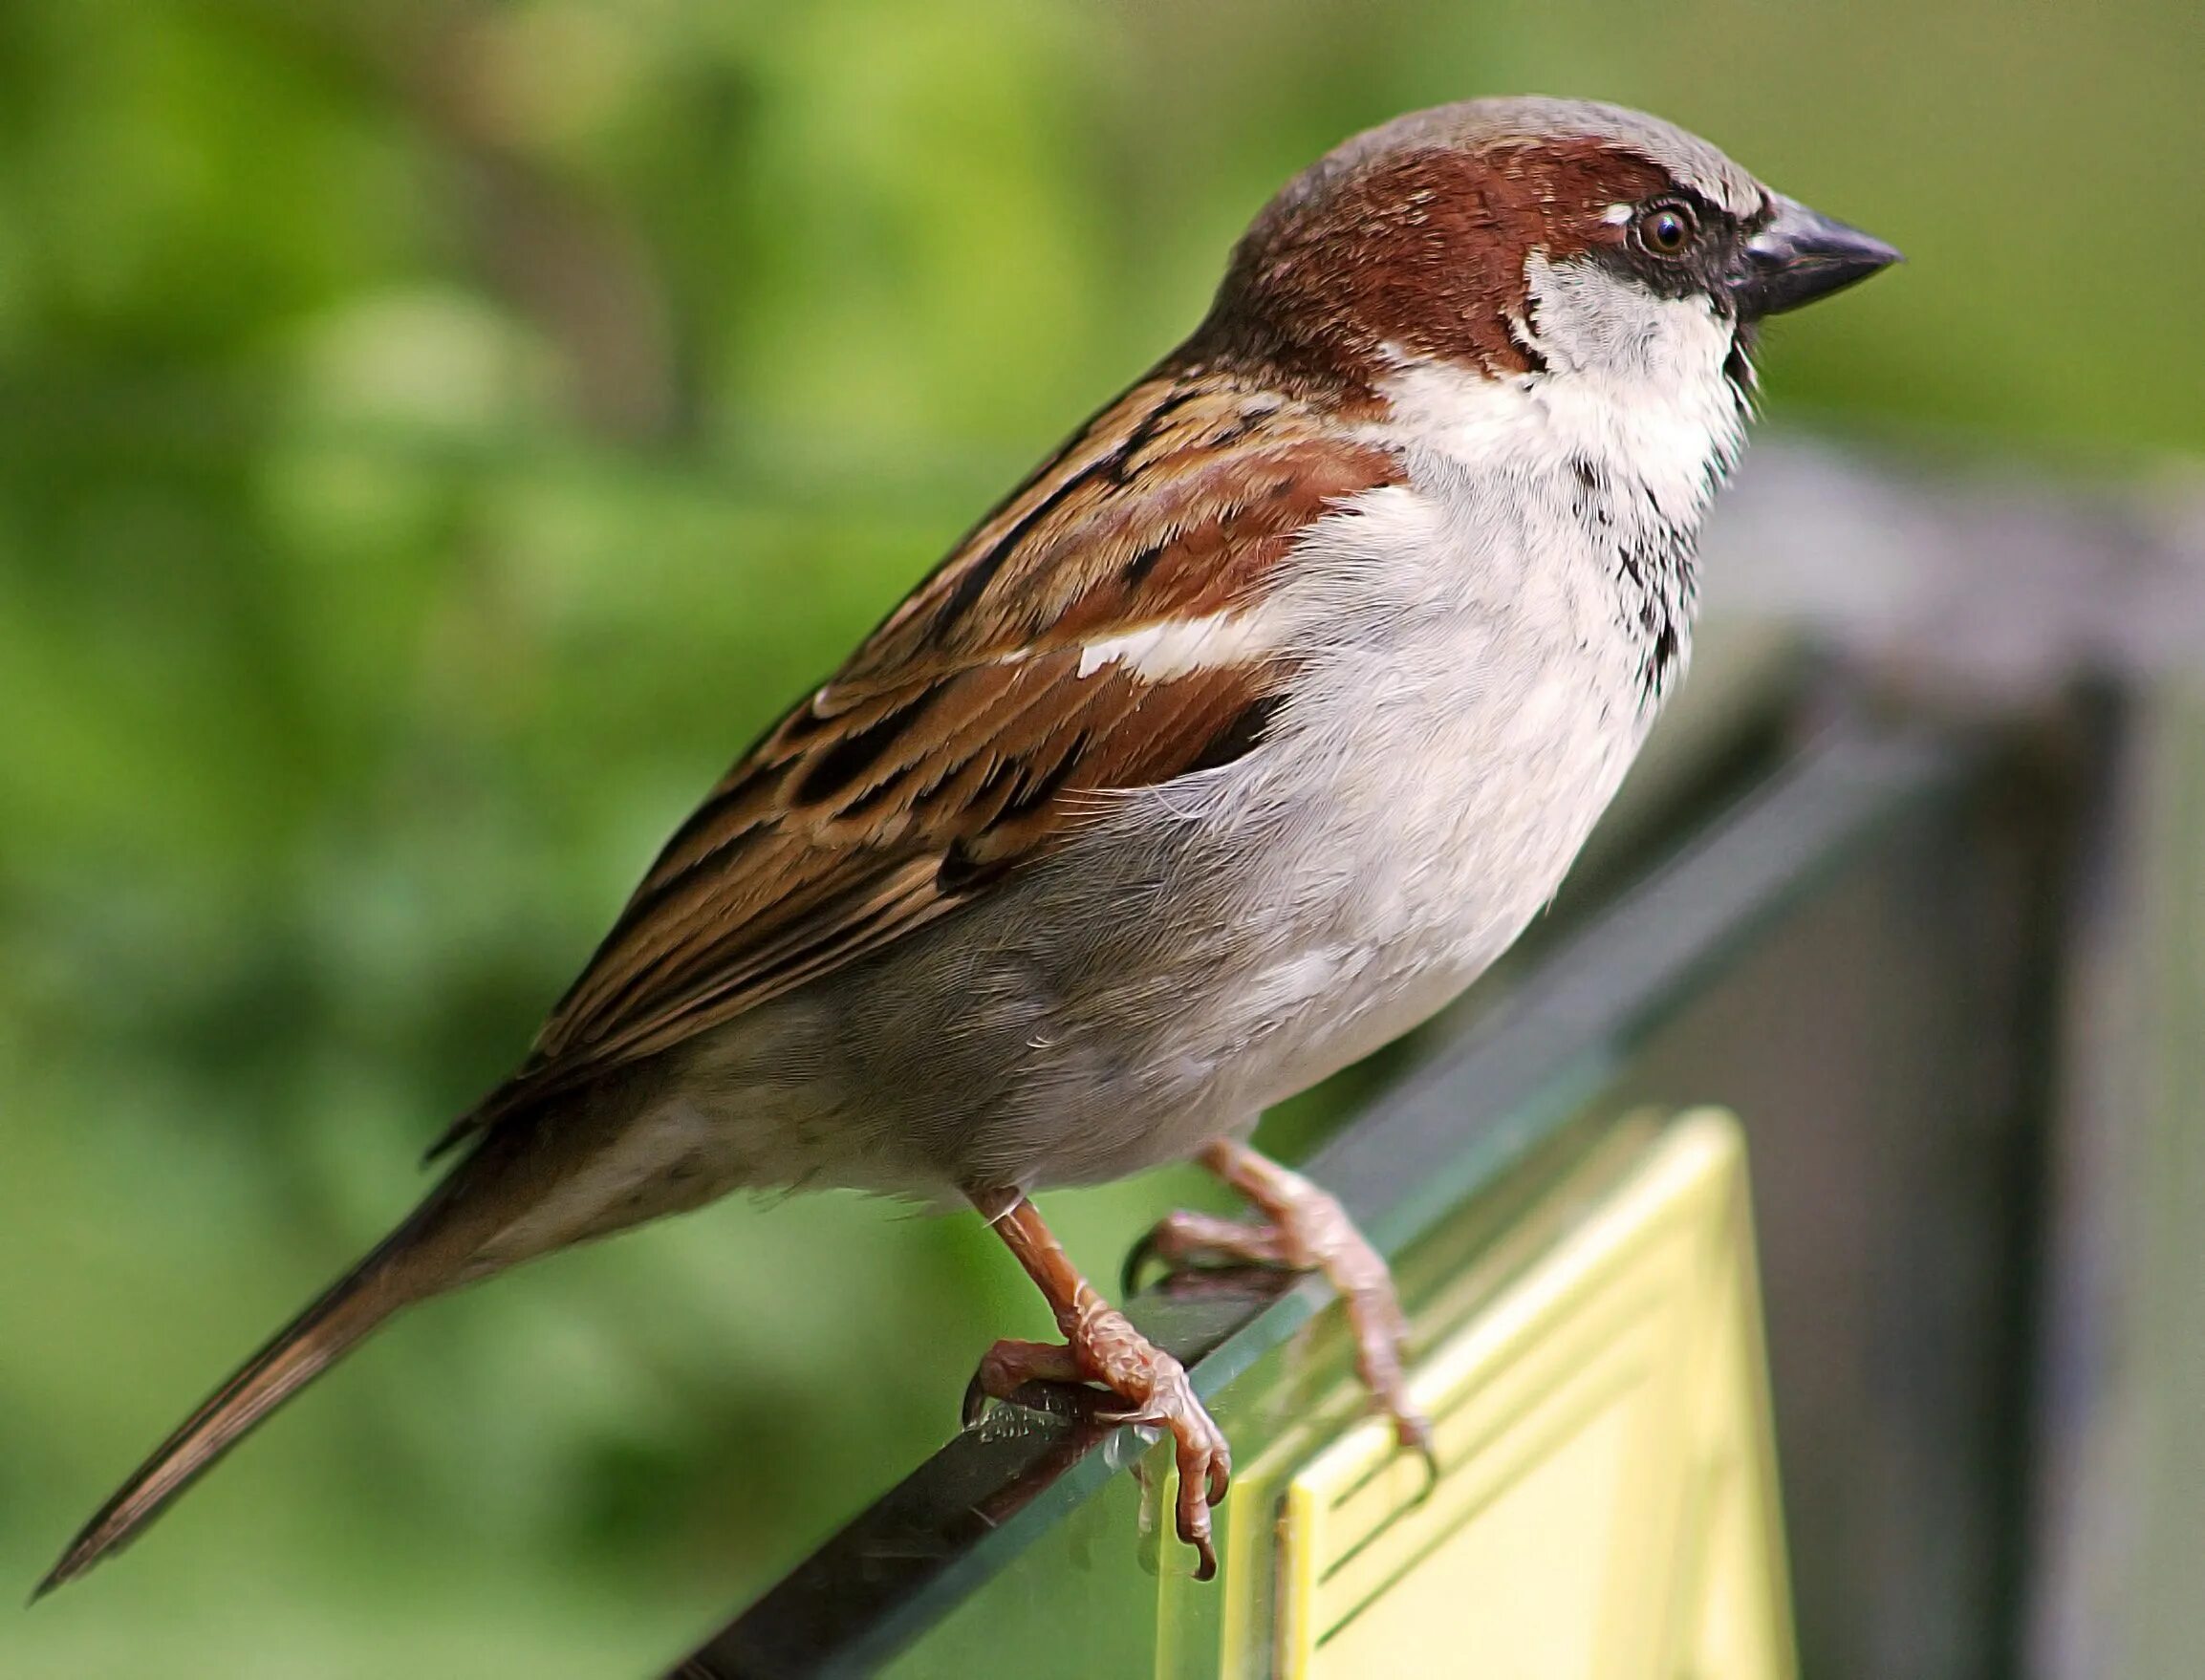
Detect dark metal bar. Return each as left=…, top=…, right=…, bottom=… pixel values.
left=671, top=722, right=1988, bottom=1679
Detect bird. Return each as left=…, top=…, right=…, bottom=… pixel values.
left=39, top=96, right=1898, bottom=1594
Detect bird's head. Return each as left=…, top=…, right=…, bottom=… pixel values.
left=1199, top=96, right=1900, bottom=405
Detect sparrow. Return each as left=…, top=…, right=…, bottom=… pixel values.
left=40, top=96, right=1897, bottom=1593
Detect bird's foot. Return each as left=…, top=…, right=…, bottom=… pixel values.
left=1128, top=1144, right=1436, bottom=1475
left=962, top=1308, right=1231, bottom=1579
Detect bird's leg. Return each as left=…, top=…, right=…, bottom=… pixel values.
left=1128, top=1141, right=1435, bottom=1467
left=963, top=1192, right=1232, bottom=1579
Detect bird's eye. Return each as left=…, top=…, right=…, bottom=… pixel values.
left=1635, top=203, right=1697, bottom=258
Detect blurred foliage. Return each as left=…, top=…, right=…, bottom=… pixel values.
left=1, top=1, right=2199, bottom=1674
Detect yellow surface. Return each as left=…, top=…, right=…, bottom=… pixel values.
left=1263, top=1109, right=1795, bottom=1680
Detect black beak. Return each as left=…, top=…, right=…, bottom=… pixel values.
left=1728, top=196, right=1902, bottom=319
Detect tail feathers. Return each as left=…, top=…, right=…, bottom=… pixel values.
left=34, top=1233, right=432, bottom=1600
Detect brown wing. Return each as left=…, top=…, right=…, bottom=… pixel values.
left=438, top=363, right=1401, bottom=1149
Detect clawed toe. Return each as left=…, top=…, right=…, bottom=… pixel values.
left=1331, top=1255, right=1436, bottom=1472
left=1136, top=1354, right=1232, bottom=1579
left=962, top=1368, right=1086, bottom=1430
left=1121, top=1209, right=1287, bottom=1295
left=1176, top=1434, right=1229, bottom=1581
left=1119, top=1226, right=1162, bottom=1297
left=1400, top=1417, right=1441, bottom=1497
left=962, top=1335, right=1096, bottom=1429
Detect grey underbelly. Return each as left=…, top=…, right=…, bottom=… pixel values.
left=659, top=700, right=1643, bottom=1197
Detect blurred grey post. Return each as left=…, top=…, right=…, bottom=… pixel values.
left=1706, top=438, right=2205, bottom=1680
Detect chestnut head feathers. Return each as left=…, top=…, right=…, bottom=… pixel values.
left=1197, top=97, right=1898, bottom=393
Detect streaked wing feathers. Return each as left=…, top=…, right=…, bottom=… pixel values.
left=443, top=364, right=1400, bottom=1146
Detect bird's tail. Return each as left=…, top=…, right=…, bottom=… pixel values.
left=33, top=1159, right=497, bottom=1600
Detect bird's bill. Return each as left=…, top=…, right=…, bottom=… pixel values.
left=1729, top=195, right=1902, bottom=318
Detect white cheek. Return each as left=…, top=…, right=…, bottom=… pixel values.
left=1522, top=252, right=1734, bottom=384
left=1373, top=254, right=1745, bottom=532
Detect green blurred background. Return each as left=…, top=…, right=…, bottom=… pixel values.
left=2, top=1, right=2198, bottom=1673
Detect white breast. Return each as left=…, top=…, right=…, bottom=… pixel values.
left=1157, top=269, right=1748, bottom=1111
